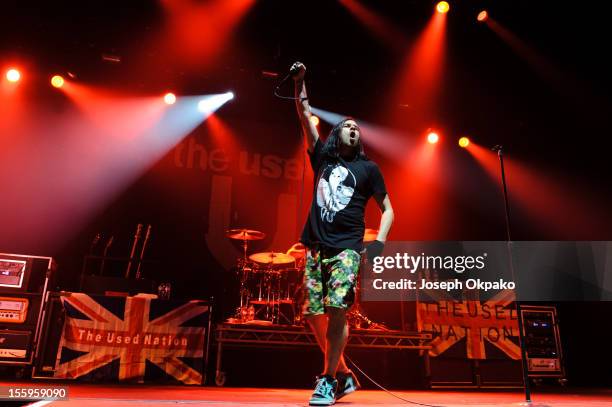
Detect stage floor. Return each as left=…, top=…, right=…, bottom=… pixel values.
left=2, top=382, right=611, bottom=407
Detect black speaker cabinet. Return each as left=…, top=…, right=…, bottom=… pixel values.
left=0, top=253, right=55, bottom=366
left=32, top=292, right=65, bottom=378
left=427, top=356, right=523, bottom=388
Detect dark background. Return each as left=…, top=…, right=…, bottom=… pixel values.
left=1, top=0, right=611, bottom=388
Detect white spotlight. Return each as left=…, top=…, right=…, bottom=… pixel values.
left=198, top=93, right=235, bottom=114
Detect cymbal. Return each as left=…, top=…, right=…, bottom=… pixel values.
left=226, top=229, right=266, bottom=241
left=363, top=228, right=379, bottom=242
left=249, top=252, right=295, bottom=265
left=249, top=299, right=294, bottom=305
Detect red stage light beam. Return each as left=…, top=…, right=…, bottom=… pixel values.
left=484, top=16, right=579, bottom=98
left=205, top=113, right=240, bottom=153
left=338, top=0, right=405, bottom=48
left=159, top=0, right=256, bottom=69
left=387, top=7, right=448, bottom=130
left=467, top=142, right=610, bottom=238
left=396, top=134, right=447, bottom=239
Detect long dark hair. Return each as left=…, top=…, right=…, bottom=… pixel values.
left=321, top=117, right=368, bottom=161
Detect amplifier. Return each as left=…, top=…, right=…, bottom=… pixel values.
left=0, top=330, right=31, bottom=359
left=0, top=294, right=43, bottom=363
left=0, top=297, right=29, bottom=323
left=0, top=254, right=56, bottom=294
left=529, top=357, right=560, bottom=372
left=0, top=259, right=27, bottom=288
left=0, top=294, right=42, bottom=327
left=520, top=305, right=565, bottom=379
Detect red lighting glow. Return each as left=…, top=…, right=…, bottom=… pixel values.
left=51, top=75, right=65, bottom=88
left=6, top=68, right=21, bottom=83
left=458, top=137, right=470, bottom=148
left=477, top=10, right=488, bottom=22
left=387, top=4, right=447, bottom=130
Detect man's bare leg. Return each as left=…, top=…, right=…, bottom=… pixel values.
left=306, top=313, right=350, bottom=375
left=323, top=307, right=349, bottom=377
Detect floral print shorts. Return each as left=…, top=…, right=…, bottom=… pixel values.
left=302, top=247, right=361, bottom=316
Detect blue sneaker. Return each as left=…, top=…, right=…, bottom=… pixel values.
left=335, top=370, right=361, bottom=400
left=309, top=375, right=337, bottom=406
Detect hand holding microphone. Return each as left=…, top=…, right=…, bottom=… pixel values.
left=290, top=61, right=306, bottom=81
left=274, top=61, right=307, bottom=100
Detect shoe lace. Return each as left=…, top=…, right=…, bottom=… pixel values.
left=314, top=377, right=334, bottom=396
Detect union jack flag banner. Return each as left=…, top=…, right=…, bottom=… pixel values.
left=417, top=289, right=521, bottom=360
left=53, top=293, right=210, bottom=384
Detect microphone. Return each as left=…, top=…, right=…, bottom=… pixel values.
left=491, top=145, right=503, bottom=152
left=273, top=62, right=306, bottom=101
left=277, top=64, right=298, bottom=88
left=289, top=63, right=300, bottom=77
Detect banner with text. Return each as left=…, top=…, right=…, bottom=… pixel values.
left=53, top=294, right=210, bottom=384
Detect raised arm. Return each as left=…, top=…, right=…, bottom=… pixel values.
left=374, top=194, right=394, bottom=243
left=291, top=62, right=320, bottom=152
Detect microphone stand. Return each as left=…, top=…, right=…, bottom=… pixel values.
left=493, top=145, right=531, bottom=403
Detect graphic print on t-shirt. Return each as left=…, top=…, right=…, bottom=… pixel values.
left=316, top=163, right=356, bottom=223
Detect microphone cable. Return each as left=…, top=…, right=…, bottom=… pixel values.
left=344, top=353, right=446, bottom=407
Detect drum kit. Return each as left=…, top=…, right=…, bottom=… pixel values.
left=225, top=229, right=303, bottom=325
left=225, top=227, right=388, bottom=329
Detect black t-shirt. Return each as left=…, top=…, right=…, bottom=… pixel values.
left=300, top=139, right=387, bottom=251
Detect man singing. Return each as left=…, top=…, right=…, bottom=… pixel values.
left=291, top=62, right=394, bottom=406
